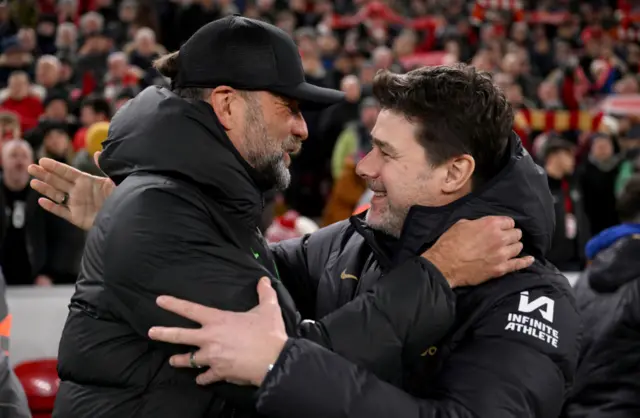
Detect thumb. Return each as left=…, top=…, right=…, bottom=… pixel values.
left=257, top=277, right=278, bottom=306
left=93, top=151, right=102, bottom=169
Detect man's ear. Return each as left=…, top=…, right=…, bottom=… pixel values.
left=442, top=155, right=475, bottom=194
left=209, top=86, right=238, bottom=131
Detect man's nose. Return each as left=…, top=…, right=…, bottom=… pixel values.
left=292, top=114, right=308, bottom=141
left=355, top=150, right=377, bottom=179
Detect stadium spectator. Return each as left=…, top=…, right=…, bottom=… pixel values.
left=578, top=133, right=621, bottom=235
left=72, top=95, right=110, bottom=151
left=564, top=174, right=640, bottom=417
left=543, top=137, right=590, bottom=271
left=0, top=71, right=43, bottom=132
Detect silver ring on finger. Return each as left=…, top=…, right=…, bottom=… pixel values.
left=189, top=351, right=203, bottom=369
left=60, top=192, right=69, bottom=206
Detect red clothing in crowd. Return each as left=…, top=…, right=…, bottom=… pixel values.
left=0, top=96, right=44, bottom=133
left=73, top=127, right=88, bottom=152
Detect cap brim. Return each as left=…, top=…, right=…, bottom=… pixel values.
left=270, top=82, right=345, bottom=111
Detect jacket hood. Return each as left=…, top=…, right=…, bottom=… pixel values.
left=587, top=232, right=640, bottom=293
left=353, top=134, right=556, bottom=267
left=99, top=86, right=271, bottom=227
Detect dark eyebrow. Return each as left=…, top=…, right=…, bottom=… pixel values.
left=372, top=136, right=398, bottom=156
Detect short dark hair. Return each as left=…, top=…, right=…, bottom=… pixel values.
left=153, top=51, right=211, bottom=101
left=82, top=95, right=112, bottom=119
left=617, top=174, right=640, bottom=222
left=372, top=64, right=513, bottom=185
left=542, top=137, right=576, bottom=162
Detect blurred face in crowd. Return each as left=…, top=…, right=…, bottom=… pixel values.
left=135, top=30, right=156, bottom=56
left=275, top=12, right=296, bottom=35
left=548, top=149, right=576, bottom=177
left=82, top=16, right=102, bottom=35
left=393, top=31, right=417, bottom=58
left=45, top=99, right=68, bottom=121
left=318, top=33, right=339, bottom=57
left=2, top=141, right=32, bottom=189
left=18, top=28, right=37, bottom=52
left=356, top=110, right=469, bottom=237
left=511, top=23, right=528, bottom=44
left=58, top=0, right=76, bottom=19
left=44, top=129, right=71, bottom=157
left=8, top=74, right=30, bottom=100
left=0, top=121, right=20, bottom=142
left=501, top=53, right=523, bottom=76
left=211, top=88, right=308, bottom=190
left=372, top=48, right=393, bottom=70
left=493, top=72, right=513, bottom=92
left=505, top=84, right=523, bottom=106
left=340, top=75, right=361, bottom=102
left=56, top=23, right=77, bottom=48
left=360, top=105, right=379, bottom=130
left=36, top=58, right=61, bottom=88
left=108, top=54, right=128, bottom=79
left=81, top=106, right=99, bottom=127
left=359, top=64, right=376, bottom=85
left=471, top=51, right=493, bottom=72
left=119, top=2, right=137, bottom=23
left=590, top=136, right=614, bottom=162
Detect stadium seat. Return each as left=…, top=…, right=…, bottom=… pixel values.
left=14, top=359, right=59, bottom=418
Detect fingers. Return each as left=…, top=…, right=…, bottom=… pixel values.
left=196, top=368, right=223, bottom=386
left=156, top=295, right=223, bottom=324
left=39, top=158, right=82, bottom=183
left=168, top=350, right=208, bottom=368
left=486, top=216, right=516, bottom=230
left=500, top=228, right=523, bottom=246
left=37, top=197, right=72, bottom=222
left=148, top=326, right=205, bottom=346
left=30, top=178, right=68, bottom=204
left=497, top=256, right=535, bottom=276
left=500, top=242, right=524, bottom=260
left=28, top=164, right=74, bottom=195
left=257, top=277, right=278, bottom=306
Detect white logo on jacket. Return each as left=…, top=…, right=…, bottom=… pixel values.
left=518, top=291, right=555, bottom=323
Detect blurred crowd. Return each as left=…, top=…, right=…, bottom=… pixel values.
left=0, top=0, right=638, bottom=286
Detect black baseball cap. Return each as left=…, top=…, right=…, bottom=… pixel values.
left=173, top=15, right=344, bottom=109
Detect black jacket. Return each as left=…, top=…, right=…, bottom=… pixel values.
left=257, top=135, right=582, bottom=418
left=563, top=234, right=640, bottom=418
left=546, top=176, right=590, bottom=271
left=54, top=86, right=456, bottom=418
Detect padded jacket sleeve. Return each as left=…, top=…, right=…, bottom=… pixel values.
left=256, top=285, right=580, bottom=418
left=297, top=257, right=455, bottom=383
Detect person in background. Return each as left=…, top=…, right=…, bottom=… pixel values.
left=322, top=97, right=379, bottom=225
left=38, top=121, right=74, bottom=164
left=578, top=133, right=621, bottom=235
left=113, top=87, right=135, bottom=111
left=616, top=124, right=640, bottom=196
left=0, top=71, right=43, bottom=133
left=73, top=121, right=107, bottom=176
left=0, top=35, right=33, bottom=87
left=543, top=137, right=589, bottom=271
left=0, top=139, right=50, bottom=286
left=563, top=174, right=640, bottom=418
left=0, top=111, right=19, bottom=145
left=33, top=54, right=70, bottom=100
left=72, top=95, right=111, bottom=151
